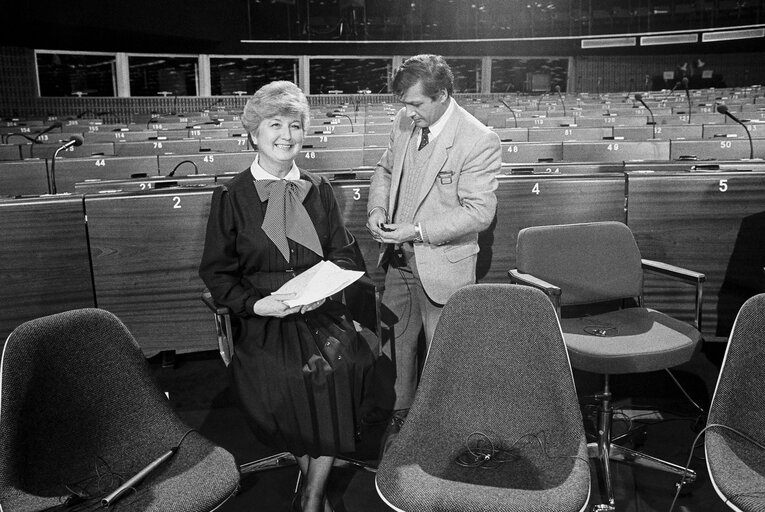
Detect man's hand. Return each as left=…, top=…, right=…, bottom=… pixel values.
left=366, top=208, right=388, bottom=242
left=373, top=223, right=418, bottom=244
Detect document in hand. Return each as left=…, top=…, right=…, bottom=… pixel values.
left=271, top=260, right=365, bottom=307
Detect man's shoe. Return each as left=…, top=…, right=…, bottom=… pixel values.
left=379, top=408, right=409, bottom=459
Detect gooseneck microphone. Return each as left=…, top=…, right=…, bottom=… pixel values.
left=33, top=121, right=63, bottom=143
left=555, top=85, right=566, bottom=116
left=48, top=134, right=84, bottom=194
left=717, top=105, right=754, bottom=159
left=634, top=93, right=656, bottom=139
left=682, top=77, right=691, bottom=124
left=499, top=98, right=518, bottom=128
left=326, top=111, right=354, bottom=133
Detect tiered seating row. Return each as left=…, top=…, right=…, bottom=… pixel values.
left=2, top=168, right=764, bottom=355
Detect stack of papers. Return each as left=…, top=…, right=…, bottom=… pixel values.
left=271, top=260, right=365, bottom=307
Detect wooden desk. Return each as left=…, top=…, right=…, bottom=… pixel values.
left=297, top=148, right=364, bottom=171
left=0, top=194, right=94, bottom=341
left=625, top=170, right=765, bottom=341
left=85, top=188, right=217, bottom=355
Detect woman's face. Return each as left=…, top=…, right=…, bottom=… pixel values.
left=252, top=114, right=304, bottom=176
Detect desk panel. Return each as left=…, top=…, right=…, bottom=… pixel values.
left=114, top=139, right=202, bottom=157
left=562, top=140, right=670, bottom=162
left=199, top=137, right=250, bottom=153
left=297, top=148, right=364, bottom=171
left=0, top=160, right=49, bottom=196
left=0, top=195, right=94, bottom=341
left=158, top=152, right=255, bottom=175
left=670, top=139, right=764, bottom=160
left=626, top=171, right=765, bottom=340
left=49, top=155, right=160, bottom=193
left=481, top=174, right=626, bottom=283
left=86, top=189, right=217, bottom=355
left=501, top=142, right=563, bottom=163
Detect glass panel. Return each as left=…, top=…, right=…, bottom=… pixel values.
left=37, top=53, right=116, bottom=97
left=210, top=57, right=298, bottom=96
left=448, top=59, right=481, bottom=94
left=309, top=58, right=391, bottom=95
left=129, top=56, right=198, bottom=96
left=491, top=58, right=569, bottom=93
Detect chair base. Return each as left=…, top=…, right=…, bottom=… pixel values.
left=587, top=443, right=696, bottom=482
left=240, top=452, right=377, bottom=474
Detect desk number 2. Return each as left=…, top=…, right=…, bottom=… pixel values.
left=173, top=196, right=182, bottom=208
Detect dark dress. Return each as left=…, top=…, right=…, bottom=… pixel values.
left=199, top=168, right=373, bottom=458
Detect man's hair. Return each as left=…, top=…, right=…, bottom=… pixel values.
left=391, top=54, right=454, bottom=99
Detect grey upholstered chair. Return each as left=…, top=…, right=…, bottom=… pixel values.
left=705, top=293, right=765, bottom=512
left=375, top=284, right=591, bottom=512
left=509, top=221, right=705, bottom=511
left=0, top=308, right=240, bottom=512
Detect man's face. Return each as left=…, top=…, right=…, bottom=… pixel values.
left=399, top=80, right=448, bottom=128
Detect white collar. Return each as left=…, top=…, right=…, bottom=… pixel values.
left=250, top=154, right=300, bottom=181
left=424, top=96, right=456, bottom=141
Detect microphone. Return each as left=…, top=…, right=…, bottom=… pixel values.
left=555, top=85, right=566, bottom=116
left=634, top=93, right=656, bottom=139
left=33, top=121, right=63, bottom=143
left=499, top=98, right=518, bottom=128
left=48, top=134, right=84, bottom=194
left=101, top=447, right=178, bottom=507
left=717, top=105, right=754, bottom=159
left=682, top=77, right=691, bottom=124
left=326, top=112, right=354, bottom=132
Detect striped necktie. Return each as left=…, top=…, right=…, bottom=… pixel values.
left=418, top=127, right=430, bottom=151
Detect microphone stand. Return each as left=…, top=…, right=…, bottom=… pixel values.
left=326, top=112, right=354, bottom=132
left=683, top=77, right=691, bottom=124
left=555, top=86, right=566, bottom=117
left=717, top=105, right=754, bottom=159
left=49, top=135, right=84, bottom=194
left=635, top=94, right=656, bottom=139
left=499, top=99, right=518, bottom=128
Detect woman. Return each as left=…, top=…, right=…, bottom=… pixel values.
left=199, top=81, right=372, bottom=512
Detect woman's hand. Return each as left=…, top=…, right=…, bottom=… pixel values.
left=253, top=293, right=301, bottom=317
left=299, top=297, right=326, bottom=314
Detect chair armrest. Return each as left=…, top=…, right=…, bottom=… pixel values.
left=641, top=259, right=705, bottom=331
left=508, top=269, right=562, bottom=315
left=201, top=289, right=231, bottom=316
left=641, top=259, right=706, bottom=284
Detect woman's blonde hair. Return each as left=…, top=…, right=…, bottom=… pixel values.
left=241, top=81, right=310, bottom=135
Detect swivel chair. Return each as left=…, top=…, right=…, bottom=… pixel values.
left=0, top=308, right=240, bottom=512
left=376, top=284, right=591, bottom=512
left=705, top=293, right=765, bottom=512
left=509, top=221, right=705, bottom=511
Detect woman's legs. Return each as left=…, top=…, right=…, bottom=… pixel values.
left=295, top=455, right=335, bottom=512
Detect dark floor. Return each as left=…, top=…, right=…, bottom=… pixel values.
left=149, top=342, right=730, bottom=512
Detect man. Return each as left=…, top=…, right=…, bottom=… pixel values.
left=366, top=54, right=502, bottom=451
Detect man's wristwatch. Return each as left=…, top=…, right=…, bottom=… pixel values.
left=412, top=223, right=423, bottom=243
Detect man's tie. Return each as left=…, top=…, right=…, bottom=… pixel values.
left=418, top=127, right=430, bottom=151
